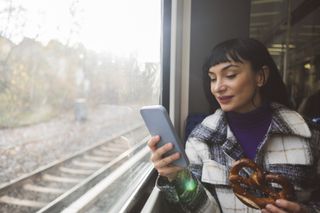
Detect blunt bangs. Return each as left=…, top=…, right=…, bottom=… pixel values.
left=203, top=38, right=267, bottom=73
left=203, top=48, right=243, bottom=72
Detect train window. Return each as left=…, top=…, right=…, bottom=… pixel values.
left=0, top=0, right=160, bottom=212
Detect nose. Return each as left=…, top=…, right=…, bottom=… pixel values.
left=212, top=79, right=227, bottom=93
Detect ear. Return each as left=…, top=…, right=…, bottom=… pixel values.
left=256, top=65, right=270, bottom=87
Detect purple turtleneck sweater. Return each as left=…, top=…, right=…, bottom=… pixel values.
left=226, top=103, right=272, bottom=160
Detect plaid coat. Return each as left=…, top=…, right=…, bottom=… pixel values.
left=158, top=103, right=320, bottom=213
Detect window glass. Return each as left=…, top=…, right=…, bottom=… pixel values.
left=0, top=0, right=160, bottom=211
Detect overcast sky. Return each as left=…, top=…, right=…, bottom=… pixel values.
left=0, top=0, right=161, bottom=62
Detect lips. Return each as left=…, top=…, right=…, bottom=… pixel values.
left=217, top=96, right=233, bottom=104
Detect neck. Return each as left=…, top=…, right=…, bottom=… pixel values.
left=226, top=101, right=271, bottom=131
left=237, top=90, right=263, bottom=113
left=226, top=102, right=272, bottom=159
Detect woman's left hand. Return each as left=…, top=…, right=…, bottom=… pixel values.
left=261, top=199, right=307, bottom=213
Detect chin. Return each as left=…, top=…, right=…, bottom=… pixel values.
left=220, top=105, right=234, bottom=112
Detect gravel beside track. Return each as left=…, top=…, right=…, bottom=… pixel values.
left=0, top=105, right=147, bottom=185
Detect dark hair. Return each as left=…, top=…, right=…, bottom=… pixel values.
left=202, top=38, right=291, bottom=109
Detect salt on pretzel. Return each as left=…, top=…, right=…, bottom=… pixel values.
left=228, top=158, right=295, bottom=209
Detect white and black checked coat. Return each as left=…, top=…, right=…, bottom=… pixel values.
left=158, top=103, right=320, bottom=213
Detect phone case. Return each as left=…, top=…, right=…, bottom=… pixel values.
left=140, top=105, right=189, bottom=168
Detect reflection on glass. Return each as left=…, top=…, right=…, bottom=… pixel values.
left=0, top=0, right=160, bottom=212
left=85, top=150, right=152, bottom=213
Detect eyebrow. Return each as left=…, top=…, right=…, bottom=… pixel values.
left=208, top=64, right=240, bottom=74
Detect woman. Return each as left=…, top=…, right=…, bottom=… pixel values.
left=148, top=38, right=320, bottom=213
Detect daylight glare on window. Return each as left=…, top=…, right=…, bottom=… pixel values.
left=0, top=0, right=159, bottom=211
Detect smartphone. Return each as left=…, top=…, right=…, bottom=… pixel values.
left=140, top=105, right=189, bottom=168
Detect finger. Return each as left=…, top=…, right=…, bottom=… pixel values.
left=147, top=135, right=160, bottom=152
left=265, top=204, right=286, bottom=213
left=158, top=165, right=183, bottom=177
left=150, top=143, right=173, bottom=162
left=262, top=208, right=272, bottom=213
left=154, top=152, right=180, bottom=169
left=275, top=199, right=303, bottom=213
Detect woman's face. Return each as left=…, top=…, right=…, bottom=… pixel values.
left=208, top=60, right=264, bottom=113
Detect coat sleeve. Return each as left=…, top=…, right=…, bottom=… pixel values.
left=156, top=138, right=221, bottom=213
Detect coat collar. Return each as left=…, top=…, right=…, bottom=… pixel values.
left=201, top=102, right=311, bottom=140
left=194, top=103, right=311, bottom=160
left=198, top=109, right=245, bottom=160
left=268, top=103, right=311, bottom=138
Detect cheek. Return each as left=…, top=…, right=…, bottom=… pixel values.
left=234, top=79, right=257, bottom=97
left=210, top=84, right=214, bottom=93
left=210, top=83, right=215, bottom=94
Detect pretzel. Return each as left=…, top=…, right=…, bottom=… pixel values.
left=228, top=158, right=295, bottom=209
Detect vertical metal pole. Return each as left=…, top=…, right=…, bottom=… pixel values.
left=283, top=0, right=292, bottom=84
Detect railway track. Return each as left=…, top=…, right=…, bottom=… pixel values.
left=0, top=124, right=149, bottom=213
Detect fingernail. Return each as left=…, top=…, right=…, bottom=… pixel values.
left=266, top=204, right=272, bottom=209
left=275, top=199, right=281, bottom=204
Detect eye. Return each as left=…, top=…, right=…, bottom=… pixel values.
left=226, top=74, right=236, bottom=79
left=208, top=74, right=216, bottom=82
left=210, top=78, right=216, bottom=82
